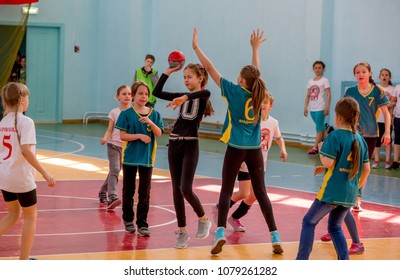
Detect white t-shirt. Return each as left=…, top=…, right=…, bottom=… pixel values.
left=307, top=76, right=330, bottom=112
left=393, top=85, right=400, bottom=119
left=107, top=107, right=123, bottom=147
left=240, top=115, right=281, bottom=173
left=377, top=84, right=395, bottom=123
left=0, top=113, right=37, bottom=193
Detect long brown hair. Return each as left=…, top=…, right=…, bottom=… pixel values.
left=353, top=61, right=376, bottom=85
left=335, top=97, right=361, bottom=180
left=240, top=65, right=266, bottom=123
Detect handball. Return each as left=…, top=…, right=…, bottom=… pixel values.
left=168, top=50, right=185, bottom=68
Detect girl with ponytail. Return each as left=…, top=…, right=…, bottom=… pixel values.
left=192, top=27, right=282, bottom=255
left=0, top=82, right=55, bottom=260
left=296, top=97, right=370, bottom=260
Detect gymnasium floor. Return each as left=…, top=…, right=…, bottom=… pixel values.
left=0, top=123, right=399, bottom=260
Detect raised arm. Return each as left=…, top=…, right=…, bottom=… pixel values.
left=250, top=29, right=267, bottom=69
left=192, top=27, right=222, bottom=87
left=152, top=71, right=185, bottom=101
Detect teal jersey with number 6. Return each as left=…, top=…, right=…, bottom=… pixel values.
left=219, top=78, right=261, bottom=149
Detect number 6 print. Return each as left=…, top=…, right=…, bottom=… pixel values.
left=244, top=98, right=254, bottom=121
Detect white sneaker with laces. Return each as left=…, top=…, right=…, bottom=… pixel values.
left=196, top=218, right=211, bottom=239
left=175, top=230, right=190, bottom=249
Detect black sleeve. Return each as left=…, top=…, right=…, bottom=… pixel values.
left=152, top=73, right=186, bottom=101
left=186, top=89, right=211, bottom=100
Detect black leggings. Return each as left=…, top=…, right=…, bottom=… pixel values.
left=364, top=137, right=377, bottom=159
left=168, top=139, right=205, bottom=227
left=122, top=165, right=152, bottom=228
left=218, top=146, right=277, bottom=232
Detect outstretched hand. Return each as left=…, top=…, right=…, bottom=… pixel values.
left=250, top=28, right=267, bottom=48
left=192, top=27, right=199, bottom=50
left=166, top=95, right=188, bottom=110
left=165, top=64, right=183, bottom=76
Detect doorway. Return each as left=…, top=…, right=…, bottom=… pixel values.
left=26, top=25, right=63, bottom=123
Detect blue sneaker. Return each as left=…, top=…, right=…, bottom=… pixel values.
left=211, top=227, right=226, bottom=255
left=270, top=231, right=283, bottom=254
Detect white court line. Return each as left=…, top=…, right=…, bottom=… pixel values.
left=37, top=134, right=85, bottom=157
left=2, top=192, right=177, bottom=237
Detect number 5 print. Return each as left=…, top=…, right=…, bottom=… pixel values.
left=2, top=135, right=12, bottom=160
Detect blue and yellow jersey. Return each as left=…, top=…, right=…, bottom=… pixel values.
left=219, top=78, right=261, bottom=149
left=316, top=129, right=369, bottom=206
left=115, top=106, right=163, bottom=167
left=344, top=85, right=389, bottom=137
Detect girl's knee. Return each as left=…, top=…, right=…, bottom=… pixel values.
left=302, top=214, right=318, bottom=228
left=7, top=210, right=22, bottom=224
left=181, top=190, right=195, bottom=199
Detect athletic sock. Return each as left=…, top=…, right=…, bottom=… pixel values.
left=232, top=201, right=251, bottom=219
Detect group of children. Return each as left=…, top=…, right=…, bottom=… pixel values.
left=1, top=27, right=392, bottom=260
left=305, top=61, right=400, bottom=171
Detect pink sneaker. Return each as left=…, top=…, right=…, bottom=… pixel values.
left=320, top=233, right=331, bottom=242
left=228, top=216, right=246, bottom=232
left=348, top=242, right=365, bottom=255
left=352, top=205, right=363, bottom=212
left=308, top=148, right=318, bottom=155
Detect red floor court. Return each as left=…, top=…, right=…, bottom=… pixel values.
left=1, top=176, right=399, bottom=260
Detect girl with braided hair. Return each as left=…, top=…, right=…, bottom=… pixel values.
left=0, top=82, right=55, bottom=260
left=296, top=97, right=370, bottom=260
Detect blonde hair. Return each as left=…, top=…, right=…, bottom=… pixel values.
left=1, top=82, right=30, bottom=142
left=116, top=84, right=130, bottom=97
left=265, top=91, right=274, bottom=105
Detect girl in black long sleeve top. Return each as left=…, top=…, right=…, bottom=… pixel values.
left=152, top=63, right=214, bottom=248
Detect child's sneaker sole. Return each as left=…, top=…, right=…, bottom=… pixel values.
left=107, top=198, right=122, bottom=210
left=273, top=244, right=283, bottom=254
left=211, top=238, right=226, bottom=255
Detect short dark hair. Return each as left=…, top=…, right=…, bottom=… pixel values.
left=145, top=54, right=155, bottom=62
left=313, top=60, right=325, bottom=69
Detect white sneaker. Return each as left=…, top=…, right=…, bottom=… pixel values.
left=175, top=230, right=190, bottom=249
left=196, top=218, right=211, bottom=239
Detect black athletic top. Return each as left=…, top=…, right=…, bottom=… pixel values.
left=153, top=73, right=210, bottom=138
